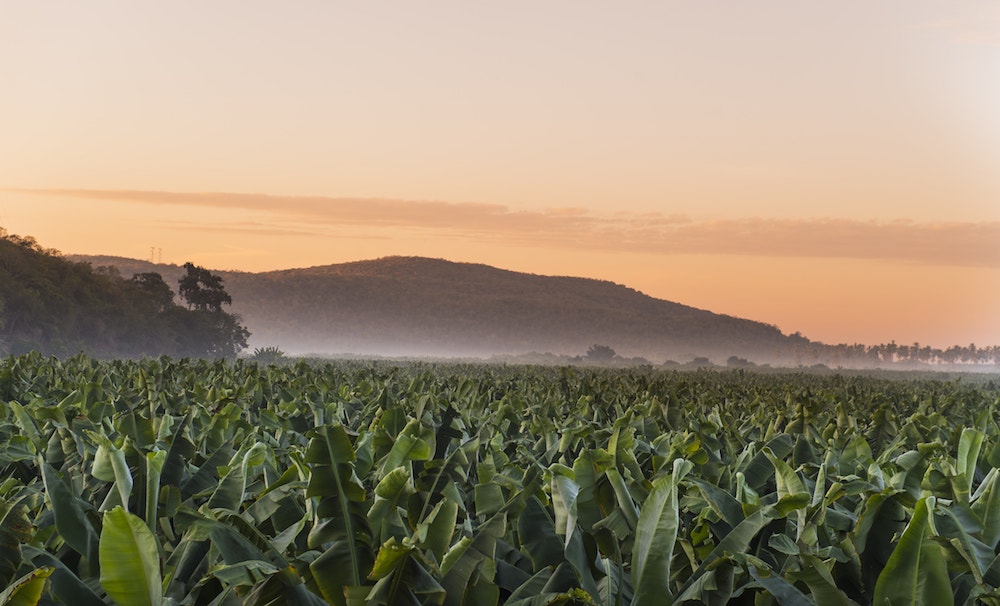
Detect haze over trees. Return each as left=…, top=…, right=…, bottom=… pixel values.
left=0, top=229, right=249, bottom=357
left=5, top=230, right=997, bottom=368
left=74, top=254, right=1000, bottom=369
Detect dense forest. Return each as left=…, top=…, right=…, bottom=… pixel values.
left=0, top=229, right=248, bottom=357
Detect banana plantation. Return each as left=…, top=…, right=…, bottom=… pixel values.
left=2, top=353, right=1000, bottom=605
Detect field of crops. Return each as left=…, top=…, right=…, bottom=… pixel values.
left=2, top=354, right=1000, bottom=605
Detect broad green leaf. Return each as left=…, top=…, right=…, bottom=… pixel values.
left=0, top=503, right=30, bottom=587
left=100, top=506, right=163, bottom=606
left=672, top=559, right=736, bottom=605
left=956, top=428, right=984, bottom=502
left=933, top=504, right=992, bottom=584
left=87, top=431, right=134, bottom=512
left=380, top=418, right=432, bottom=473
left=39, top=460, right=99, bottom=565
left=207, top=442, right=265, bottom=511
left=180, top=438, right=233, bottom=498
left=973, top=469, right=1000, bottom=550
left=475, top=483, right=506, bottom=517
left=604, top=468, right=639, bottom=531
left=415, top=497, right=458, bottom=563
left=7, top=402, right=41, bottom=451
left=368, top=466, right=412, bottom=543
left=0, top=567, right=52, bottom=606
left=211, top=560, right=279, bottom=587
left=632, top=459, right=691, bottom=605
left=160, top=410, right=193, bottom=487
left=369, top=538, right=413, bottom=581
left=239, top=566, right=329, bottom=606
left=748, top=566, right=811, bottom=606
left=21, top=546, right=105, bottom=606
left=549, top=465, right=578, bottom=541
left=441, top=514, right=505, bottom=606
left=789, top=555, right=861, bottom=606
left=741, top=434, right=794, bottom=490
left=872, top=497, right=953, bottom=606
left=367, top=554, right=446, bottom=606
left=461, top=559, right=500, bottom=606
left=688, top=478, right=744, bottom=528
left=309, top=540, right=375, bottom=604
left=735, top=472, right=761, bottom=516
left=572, top=449, right=614, bottom=537
left=675, top=505, right=775, bottom=600
left=306, top=425, right=374, bottom=606
left=518, top=496, right=567, bottom=571
left=91, top=444, right=116, bottom=482
left=764, top=449, right=808, bottom=497
left=506, top=568, right=554, bottom=603
left=562, top=525, right=602, bottom=601
left=145, top=450, right=166, bottom=528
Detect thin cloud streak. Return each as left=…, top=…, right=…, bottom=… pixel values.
left=13, top=188, right=1000, bottom=268
left=160, top=220, right=395, bottom=241
left=160, top=220, right=326, bottom=239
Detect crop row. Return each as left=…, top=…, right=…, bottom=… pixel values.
left=1, top=353, right=1000, bottom=605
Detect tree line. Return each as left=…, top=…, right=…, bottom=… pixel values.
left=786, top=332, right=1000, bottom=368
left=0, top=229, right=249, bottom=358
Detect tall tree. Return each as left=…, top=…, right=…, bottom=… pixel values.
left=131, top=272, right=175, bottom=312
left=175, top=263, right=249, bottom=357
left=178, top=262, right=232, bottom=311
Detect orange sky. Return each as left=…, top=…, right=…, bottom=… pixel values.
left=2, top=2, right=999, bottom=348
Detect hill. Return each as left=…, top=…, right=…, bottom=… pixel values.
left=75, top=254, right=801, bottom=363
left=0, top=231, right=247, bottom=357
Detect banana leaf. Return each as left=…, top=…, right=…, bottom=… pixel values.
left=0, top=567, right=52, bottom=606
left=872, top=497, right=953, bottom=606
left=100, top=506, right=162, bottom=606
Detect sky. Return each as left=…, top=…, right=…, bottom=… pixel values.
left=2, top=1, right=999, bottom=348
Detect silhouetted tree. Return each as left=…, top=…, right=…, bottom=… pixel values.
left=586, top=344, right=617, bottom=362
left=727, top=355, right=753, bottom=368
left=132, top=272, right=175, bottom=312
left=175, top=263, right=249, bottom=357
left=179, top=262, right=232, bottom=311
left=0, top=230, right=253, bottom=357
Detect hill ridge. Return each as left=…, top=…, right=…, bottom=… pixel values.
left=72, top=254, right=792, bottom=362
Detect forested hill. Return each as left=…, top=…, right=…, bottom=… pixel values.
left=74, top=254, right=801, bottom=363
left=0, top=231, right=248, bottom=357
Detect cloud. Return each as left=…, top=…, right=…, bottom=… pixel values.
left=159, top=220, right=326, bottom=238
left=159, top=219, right=395, bottom=241
left=10, top=188, right=1000, bottom=267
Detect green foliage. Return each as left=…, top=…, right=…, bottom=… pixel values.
left=178, top=262, right=232, bottom=312
left=99, top=506, right=162, bottom=606
left=251, top=346, right=288, bottom=364
left=2, top=355, right=1000, bottom=604
left=585, top=344, right=617, bottom=362
left=0, top=230, right=250, bottom=357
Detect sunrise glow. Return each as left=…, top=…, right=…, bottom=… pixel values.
left=2, top=2, right=998, bottom=348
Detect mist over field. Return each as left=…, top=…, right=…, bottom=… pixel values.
left=67, top=252, right=1000, bottom=370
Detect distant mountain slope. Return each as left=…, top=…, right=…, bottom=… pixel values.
left=74, top=255, right=798, bottom=362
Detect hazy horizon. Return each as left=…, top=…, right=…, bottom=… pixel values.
left=3, top=2, right=998, bottom=348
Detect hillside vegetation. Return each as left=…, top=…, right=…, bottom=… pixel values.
left=76, top=255, right=800, bottom=363
left=76, top=254, right=1000, bottom=369
left=0, top=230, right=248, bottom=357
